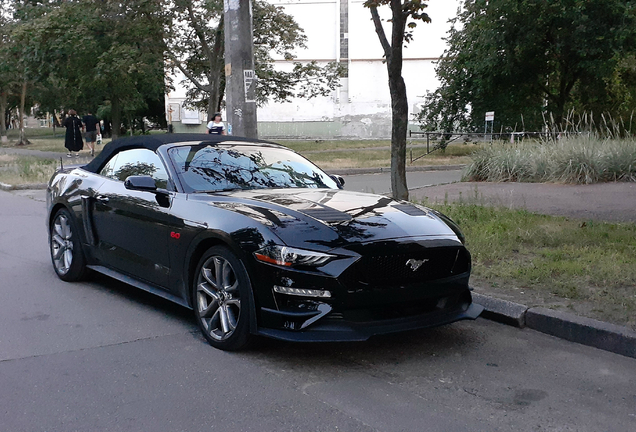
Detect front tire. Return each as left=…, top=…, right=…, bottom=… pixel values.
left=193, top=246, right=253, bottom=351
left=49, top=208, right=89, bottom=282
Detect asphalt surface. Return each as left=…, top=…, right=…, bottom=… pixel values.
left=343, top=170, right=463, bottom=195
left=1, top=189, right=636, bottom=431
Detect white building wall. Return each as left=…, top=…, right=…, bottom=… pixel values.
left=166, top=0, right=461, bottom=138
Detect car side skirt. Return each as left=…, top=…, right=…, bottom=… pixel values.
left=87, top=265, right=191, bottom=309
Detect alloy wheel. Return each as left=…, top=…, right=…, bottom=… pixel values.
left=196, top=255, right=241, bottom=341
left=51, top=213, right=74, bottom=276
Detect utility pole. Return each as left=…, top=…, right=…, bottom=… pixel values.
left=224, top=0, right=257, bottom=138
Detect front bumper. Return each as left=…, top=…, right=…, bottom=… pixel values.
left=256, top=300, right=483, bottom=342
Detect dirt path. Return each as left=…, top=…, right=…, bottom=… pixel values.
left=411, top=181, right=636, bottom=223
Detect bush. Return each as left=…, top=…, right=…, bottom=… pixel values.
left=463, top=136, right=636, bottom=184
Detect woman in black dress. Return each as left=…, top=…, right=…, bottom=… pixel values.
left=63, top=109, right=84, bottom=157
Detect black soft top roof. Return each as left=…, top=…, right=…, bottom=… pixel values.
left=82, top=133, right=279, bottom=173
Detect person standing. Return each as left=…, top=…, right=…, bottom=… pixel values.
left=82, top=111, right=99, bottom=156
left=206, top=113, right=226, bottom=135
left=63, top=110, right=83, bottom=158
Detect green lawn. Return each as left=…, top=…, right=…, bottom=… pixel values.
left=0, top=155, right=58, bottom=185
left=420, top=200, right=636, bottom=330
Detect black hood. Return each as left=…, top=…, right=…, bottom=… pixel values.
left=189, top=189, right=459, bottom=250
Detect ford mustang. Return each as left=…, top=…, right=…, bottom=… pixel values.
left=46, top=133, right=483, bottom=350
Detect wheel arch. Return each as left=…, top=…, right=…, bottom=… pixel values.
left=185, top=235, right=259, bottom=334
left=48, top=203, right=71, bottom=232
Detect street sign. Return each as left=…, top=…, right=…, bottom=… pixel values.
left=485, top=111, right=495, bottom=121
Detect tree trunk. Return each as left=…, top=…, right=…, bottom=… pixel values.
left=0, top=90, right=7, bottom=142
left=388, top=2, right=408, bottom=200
left=17, top=81, right=30, bottom=146
left=111, top=98, right=121, bottom=140
left=369, top=3, right=409, bottom=200
left=207, top=18, right=224, bottom=121
left=388, top=75, right=409, bottom=200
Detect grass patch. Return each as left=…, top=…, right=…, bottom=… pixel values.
left=464, top=136, right=636, bottom=183
left=2, top=134, right=111, bottom=153
left=300, top=142, right=478, bottom=170
left=0, top=155, right=59, bottom=185
left=418, top=200, right=636, bottom=329
left=278, top=139, right=393, bottom=153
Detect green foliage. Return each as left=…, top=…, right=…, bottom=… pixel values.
left=423, top=201, right=636, bottom=327
left=165, top=0, right=344, bottom=115
left=5, top=0, right=168, bottom=138
left=417, top=0, right=636, bottom=132
left=463, top=136, right=636, bottom=184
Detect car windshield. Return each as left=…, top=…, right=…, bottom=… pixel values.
left=168, top=143, right=339, bottom=192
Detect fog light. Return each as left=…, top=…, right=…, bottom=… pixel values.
left=273, top=285, right=332, bottom=298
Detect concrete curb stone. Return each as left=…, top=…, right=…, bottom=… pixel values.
left=472, top=292, right=636, bottom=359
left=0, top=182, right=47, bottom=191
left=525, top=307, right=636, bottom=359
left=471, top=293, right=527, bottom=328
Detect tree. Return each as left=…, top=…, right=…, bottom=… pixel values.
left=165, top=0, right=343, bottom=121
left=14, top=0, right=167, bottom=139
left=418, top=0, right=636, bottom=133
left=363, top=0, right=430, bottom=200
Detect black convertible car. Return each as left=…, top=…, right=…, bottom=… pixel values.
left=46, top=133, right=482, bottom=350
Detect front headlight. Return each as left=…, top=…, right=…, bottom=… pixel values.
left=254, top=245, right=335, bottom=267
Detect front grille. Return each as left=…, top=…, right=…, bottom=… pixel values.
left=347, top=246, right=470, bottom=289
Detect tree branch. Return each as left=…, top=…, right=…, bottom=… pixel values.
left=186, top=4, right=214, bottom=61
left=369, top=6, right=391, bottom=59
left=166, top=52, right=211, bottom=93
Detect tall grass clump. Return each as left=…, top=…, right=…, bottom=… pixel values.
left=463, top=135, right=636, bottom=184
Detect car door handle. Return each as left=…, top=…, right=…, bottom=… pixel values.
left=95, top=195, right=109, bottom=203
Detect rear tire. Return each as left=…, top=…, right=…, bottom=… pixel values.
left=49, top=208, right=90, bottom=282
left=193, top=246, right=253, bottom=351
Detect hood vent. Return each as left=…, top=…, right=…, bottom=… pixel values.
left=392, top=204, right=428, bottom=217
left=302, top=207, right=353, bottom=223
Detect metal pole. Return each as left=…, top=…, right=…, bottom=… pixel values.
left=224, top=0, right=257, bottom=138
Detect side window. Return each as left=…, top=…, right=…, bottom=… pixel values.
left=100, top=153, right=119, bottom=179
left=102, top=148, right=169, bottom=189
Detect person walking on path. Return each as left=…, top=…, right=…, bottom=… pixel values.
left=63, top=110, right=84, bottom=158
left=206, top=113, right=226, bottom=135
left=82, top=111, right=99, bottom=157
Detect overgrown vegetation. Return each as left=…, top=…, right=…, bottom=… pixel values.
left=0, top=155, right=57, bottom=185
left=422, top=200, right=636, bottom=329
left=463, top=136, right=636, bottom=183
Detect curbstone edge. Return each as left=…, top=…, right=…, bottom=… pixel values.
left=0, top=182, right=47, bottom=191
left=526, top=307, right=636, bottom=359
left=471, top=292, right=528, bottom=328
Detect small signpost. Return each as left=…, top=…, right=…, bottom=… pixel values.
left=485, top=111, right=494, bottom=141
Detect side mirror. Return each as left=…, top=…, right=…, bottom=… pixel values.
left=124, top=175, right=157, bottom=192
left=330, top=174, right=345, bottom=188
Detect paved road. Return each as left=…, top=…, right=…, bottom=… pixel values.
left=1, top=190, right=636, bottom=431
left=343, top=170, right=463, bottom=195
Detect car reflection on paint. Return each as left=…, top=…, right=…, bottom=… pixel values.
left=46, top=133, right=483, bottom=351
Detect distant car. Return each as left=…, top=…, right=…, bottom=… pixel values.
left=46, top=134, right=482, bottom=350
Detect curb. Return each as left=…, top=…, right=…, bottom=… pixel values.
left=0, top=182, right=47, bottom=191
left=472, top=292, right=636, bottom=359
left=330, top=164, right=466, bottom=176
